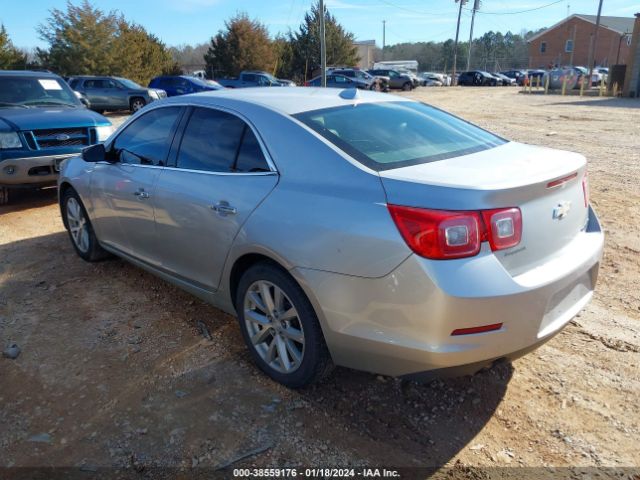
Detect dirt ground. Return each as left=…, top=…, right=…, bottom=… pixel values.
left=1, top=89, right=639, bottom=478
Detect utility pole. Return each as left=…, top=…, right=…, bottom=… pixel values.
left=587, top=0, right=604, bottom=86
left=382, top=20, right=386, bottom=60
left=466, top=0, right=479, bottom=71
left=452, top=0, right=466, bottom=86
left=320, top=0, right=327, bottom=87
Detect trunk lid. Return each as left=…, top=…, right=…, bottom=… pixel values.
left=379, top=142, right=589, bottom=276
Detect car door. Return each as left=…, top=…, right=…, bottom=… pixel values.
left=82, top=79, right=105, bottom=107
left=106, top=78, right=128, bottom=109
left=90, top=106, right=184, bottom=264
left=153, top=106, right=278, bottom=292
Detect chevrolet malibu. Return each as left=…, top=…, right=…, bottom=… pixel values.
left=58, top=88, right=603, bottom=388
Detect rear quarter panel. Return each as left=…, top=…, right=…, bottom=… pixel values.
left=223, top=104, right=412, bottom=280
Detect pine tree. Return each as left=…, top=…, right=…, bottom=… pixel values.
left=287, top=2, right=359, bottom=81
left=204, top=13, right=276, bottom=77
left=0, top=24, right=27, bottom=69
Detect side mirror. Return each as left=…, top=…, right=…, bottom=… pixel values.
left=82, top=143, right=106, bottom=163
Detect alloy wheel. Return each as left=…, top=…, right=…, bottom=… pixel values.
left=243, top=280, right=305, bottom=374
left=131, top=99, right=145, bottom=112
left=66, top=197, right=89, bottom=253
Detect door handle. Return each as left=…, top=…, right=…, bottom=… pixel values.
left=210, top=201, right=237, bottom=216
left=133, top=188, right=150, bottom=199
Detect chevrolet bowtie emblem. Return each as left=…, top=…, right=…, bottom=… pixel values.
left=553, top=201, right=572, bottom=220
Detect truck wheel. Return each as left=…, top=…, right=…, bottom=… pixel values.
left=130, top=97, right=146, bottom=113
left=402, top=82, right=412, bottom=91
left=0, top=187, right=9, bottom=206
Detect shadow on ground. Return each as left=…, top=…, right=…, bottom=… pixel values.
left=0, top=231, right=511, bottom=470
left=0, top=187, right=57, bottom=215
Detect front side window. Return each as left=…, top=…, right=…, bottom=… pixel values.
left=177, top=107, right=270, bottom=173
left=111, top=107, right=182, bottom=166
left=294, top=101, right=506, bottom=171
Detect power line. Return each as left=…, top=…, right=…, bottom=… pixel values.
left=375, top=0, right=455, bottom=16
left=376, top=0, right=563, bottom=16
left=470, top=0, right=564, bottom=15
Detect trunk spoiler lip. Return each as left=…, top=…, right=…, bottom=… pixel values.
left=546, top=171, right=578, bottom=189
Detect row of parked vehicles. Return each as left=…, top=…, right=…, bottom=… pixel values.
left=458, top=66, right=610, bottom=88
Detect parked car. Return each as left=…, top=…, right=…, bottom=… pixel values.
left=526, top=69, right=547, bottom=85
left=68, top=76, right=166, bottom=113
left=0, top=70, right=112, bottom=205
left=217, top=71, right=295, bottom=88
left=148, top=75, right=222, bottom=97
left=501, top=69, right=528, bottom=86
left=491, top=72, right=516, bottom=86
left=330, top=69, right=388, bottom=91
left=458, top=71, right=497, bottom=86
left=58, top=88, right=603, bottom=388
left=418, top=72, right=444, bottom=86
left=397, top=69, right=421, bottom=87
left=305, top=74, right=369, bottom=90
left=367, top=69, right=414, bottom=91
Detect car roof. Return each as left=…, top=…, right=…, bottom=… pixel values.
left=160, top=87, right=411, bottom=115
left=0, top=70, right=60, bottom=78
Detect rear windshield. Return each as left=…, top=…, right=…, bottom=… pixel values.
left=294, top=101, right=506, bottom=171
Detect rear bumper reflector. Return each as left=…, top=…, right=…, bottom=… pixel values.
left=451, top=323, right=503, bottom=336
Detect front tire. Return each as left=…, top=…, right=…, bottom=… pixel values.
left=402, top=82, right=412, bottom=91
left=61, top=189, right=110, bottom=262
left=236, top=262, right=332, bottom=388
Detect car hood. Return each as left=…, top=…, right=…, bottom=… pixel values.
left=0, top=107, right=111, bottom=131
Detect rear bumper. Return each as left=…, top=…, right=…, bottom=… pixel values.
left=0, top=154, right=73, bottom=186
left=293, top=206, right=604, bottom=378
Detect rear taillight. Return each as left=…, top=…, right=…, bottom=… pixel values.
left=480, top=208, right=522, bottom=251
left=582, top=171, right=589, bottom=207
left=388, top=206, right=481, bottom=259
left=388, top=205, right=522, bottom=260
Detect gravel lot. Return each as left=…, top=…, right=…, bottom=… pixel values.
left=1, top=89, right=639, bottom=477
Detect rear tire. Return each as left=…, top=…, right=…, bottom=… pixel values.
left=402, top=82, right=412, bottom=91
left=236, top=262, right=332, bottom=388
left=130, top=97, right=146, bottom=113
left=0, top=187, right=9, bottom=206
left=61, top=188, right=111, bottom=262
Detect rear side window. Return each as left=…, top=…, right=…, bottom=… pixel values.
left=294, top=101, right=506, bottom=171
left=176, top=107, right=270, bottom=173
left=235, top=128, right=269, bottom=172
left=112, top=107, right=182, bottom=166
left=177, top=108, right=245, bottom=172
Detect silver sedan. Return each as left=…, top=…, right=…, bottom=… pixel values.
left=58, top=88, right=604, bottom=387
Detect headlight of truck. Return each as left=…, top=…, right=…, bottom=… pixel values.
left=96, top=125, right=114, bottom=142
left=148, top=90, right=159, bottom=99
left=0, top=132, right=21, bottom=149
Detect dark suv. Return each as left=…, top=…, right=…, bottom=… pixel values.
left=68, top=76, right=166, bottom=113
left=0, top=71, right=112, bottom=204
left=458, top=71, right=498, bottom=86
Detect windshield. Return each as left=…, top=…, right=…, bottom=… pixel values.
left=294, top=101, right=506, bottom=171
left=262, top=73, right=279, bottom=83
left=117, top=77, right=143, bottom=89
left=0, top=76, right=80, bottom=108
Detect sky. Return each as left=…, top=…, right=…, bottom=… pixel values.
left=1, top=0, right=637, bottom=50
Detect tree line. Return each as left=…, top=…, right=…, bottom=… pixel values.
left=0, top=0, right=544, bottom=85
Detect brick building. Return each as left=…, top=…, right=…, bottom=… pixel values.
left=528, top=14, right=634, bottom=68
left=623, top=13, right=640, bottom=97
